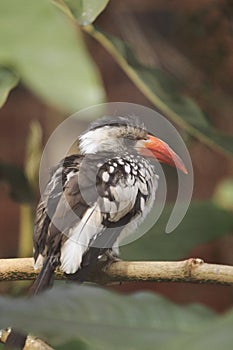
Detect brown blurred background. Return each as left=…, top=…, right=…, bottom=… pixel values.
left=0, top=0, right=233, bottom=312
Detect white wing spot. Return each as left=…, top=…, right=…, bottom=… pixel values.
left=139, top=168, right=146, bottom=177
left=118, top=159, right=124, bottom=165
left=66, top=170, right=77, bottom=183
left=124, top=164, right=131, bottom=174
left=109, top=166, right=115, bottom=173
left=126, top=175, right=135, bottom=186
left=140, top=196, right=145, bottom=211
left=102, top=171, right=110, bottom=182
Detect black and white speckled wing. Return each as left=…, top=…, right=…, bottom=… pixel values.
left=33, top=152, right=158, bottom=288
left=59, top=153, right=158, bottom=275
left=94, top=153, right=158, bottom=250
left=33, top=154, right=83, bottom=270
left=31, top=154, right=84, bottom=295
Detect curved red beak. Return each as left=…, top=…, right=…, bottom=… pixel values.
left=138, top=135, right=188, bottom=174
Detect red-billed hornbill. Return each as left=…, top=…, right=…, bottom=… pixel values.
left=31, top=116, right=187, bottom=295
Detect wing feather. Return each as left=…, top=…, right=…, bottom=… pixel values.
left=33, top=152, right=154, bottom=278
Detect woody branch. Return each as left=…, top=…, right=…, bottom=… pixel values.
left=0, top=258, right=233, bottom=285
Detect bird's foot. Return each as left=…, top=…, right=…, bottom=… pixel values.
left=104, top=250, right=122, bottom=264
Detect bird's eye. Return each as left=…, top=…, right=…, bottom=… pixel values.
left=126, top=135, right=136, bottom=140
left=124, top=135, right=137, bottom=148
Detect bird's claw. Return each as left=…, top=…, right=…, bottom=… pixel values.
left=104, top=250, right=122, bottom=265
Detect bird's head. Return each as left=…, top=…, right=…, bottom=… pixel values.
left=79, top=116, right=187, bottom=174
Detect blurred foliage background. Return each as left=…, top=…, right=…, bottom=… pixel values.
left=0, top=0, right=233, bottom=349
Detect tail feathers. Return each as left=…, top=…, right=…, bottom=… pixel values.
left=29, top=257, right=56, bottom=296
left=5, top=259, right=56, bottom=349
left=66, top=247, right=105, bottom=283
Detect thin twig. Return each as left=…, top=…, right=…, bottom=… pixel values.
left=0, top=258, right=233, bottom=285
left=0, top=328, right=54, bottom=350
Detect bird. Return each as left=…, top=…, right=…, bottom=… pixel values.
left=30, top=116, right=187, bottom=295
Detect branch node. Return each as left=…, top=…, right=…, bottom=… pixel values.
left=185, top=258, right=204, bottom=278
left=0, top=328, right=10, bottom=343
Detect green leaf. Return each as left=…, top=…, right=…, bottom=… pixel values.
left=18, top=121, right=43, bottom=257
left=0, top=0, right=105, bottom=112
left=171, top=310, right=233, bottom=350
left=63, top=0, right=110, bottom=25
left=121, top=201, right=233, bottom=261
left=83, top=26, right=233, bottom=157
left=24, top=120, right=43, bottom=192
left=56, top=339, right=91, bottom=350
left=0, top=67, right=19, bottom=108
left=213, top=178, right=233, bottom=211
left=0, top=285, right=218, bottom=350
left=0, top=161, right=33, bottom=203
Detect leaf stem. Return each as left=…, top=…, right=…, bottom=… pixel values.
left=82, top=25, right=233, bottom=158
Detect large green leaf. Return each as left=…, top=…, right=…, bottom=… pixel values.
left=170, top=310, right=233, bottom=350
left=0, top=285, right=221, bottom=350
left=121, top=201, right=233, bottom=261
left=0, top=0, right=105, bottom=112
left=0, top=67, right=19, bottom=108
left=56, top=339, right=90, bottom=350
left=82, top=26, right=233, bottom=158
left=62, top=0, right=110, bottom=25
